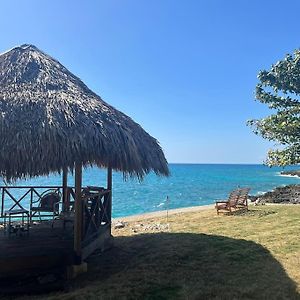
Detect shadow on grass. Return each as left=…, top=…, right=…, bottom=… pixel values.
left=225, top=208, right=278, bottom=217
left=69, top=232, right=299, bottom=300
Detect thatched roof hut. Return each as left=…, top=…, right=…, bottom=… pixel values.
left=0, top=44, right=169, bottom=181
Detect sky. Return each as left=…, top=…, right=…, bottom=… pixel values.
left=1, top=0, right=300, bottom=164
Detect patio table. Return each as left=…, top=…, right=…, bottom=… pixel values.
left=3, top=209, right=29, bottom=236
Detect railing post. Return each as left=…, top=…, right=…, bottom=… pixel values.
left=62, top=167, right=68, bottom=212
left=74, top=162, right=83, bottom=264
left=30, top=188, right=33, bottom=222
left=107, top=166, right=112, bottom=226
left=1, top=187, right=4, bottom=217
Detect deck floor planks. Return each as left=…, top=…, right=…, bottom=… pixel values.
left=0, top=222, right=74, bottom=277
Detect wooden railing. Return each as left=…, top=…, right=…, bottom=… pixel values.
left=0, top=185, right=112, bottom=261
left=0, top=186, right=65, bottom=218
left=82, top=188, right=111, bottom=246
left=0, top=186, right=111, bottom=232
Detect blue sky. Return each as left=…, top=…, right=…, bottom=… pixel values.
left=1, top=0, right=299, bottom=164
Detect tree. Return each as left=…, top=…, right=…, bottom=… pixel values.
left=248, top=49, right=300, bottom=166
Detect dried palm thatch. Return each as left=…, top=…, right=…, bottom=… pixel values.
left=0, top=44, right=169, bottom=181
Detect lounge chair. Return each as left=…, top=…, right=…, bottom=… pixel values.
left=215, top=188, right=250, bottom=214
left=215, top=189, right=241, bottom=215
left=30, top=189, right=61, bottom=227
left=236, top=188, right=250, bottom=211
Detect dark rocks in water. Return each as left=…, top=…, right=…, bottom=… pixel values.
left=281, top=170, right=300, bottom=177
left=250, top=185, right=300, bottom=204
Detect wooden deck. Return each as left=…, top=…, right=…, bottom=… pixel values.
left=0, top=220, right=112, bottom=280
left=0, top=221, right=74, bottom=279
left=0, top=185, right=113, bottom=286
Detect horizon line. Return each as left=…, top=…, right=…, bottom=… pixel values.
left=166, top=162, right=295, bottom=166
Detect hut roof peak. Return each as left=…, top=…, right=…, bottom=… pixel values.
left=17, top=44, right=38, bottom=50
left=0, top=44, right=38, bottom=55
left=0, top=43, right=91, bottom=95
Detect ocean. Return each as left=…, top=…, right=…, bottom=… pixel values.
left=3, top=164, right=300, bottom=218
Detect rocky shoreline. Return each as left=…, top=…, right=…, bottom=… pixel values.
left=249, top=169, right=300, bottom=204
left=250, top=184, right=300, bottom=204
left=281, top=170, right=300, bottom=177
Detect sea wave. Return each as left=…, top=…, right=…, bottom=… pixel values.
left=278, top=174, right=300, bottom=179
left=255, top=191, right=267, bottom=196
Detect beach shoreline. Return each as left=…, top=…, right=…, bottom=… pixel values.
left=113, top=199, right=299, bottom=223
left=113, top=204, right=214, bottom=222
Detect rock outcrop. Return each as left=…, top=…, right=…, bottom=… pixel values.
left=250, top=185, right=300, bottom=204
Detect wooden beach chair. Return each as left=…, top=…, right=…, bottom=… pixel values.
left=236, top=188, right=250, bottom=211
left=215, top=189, right=241, bottom=215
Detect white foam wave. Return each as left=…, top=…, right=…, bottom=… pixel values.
left=279, top=174, right=300, bottom=178
left=256, top=191, right=266, bottom=196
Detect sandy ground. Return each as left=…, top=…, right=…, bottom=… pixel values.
left=112, top=199, right=262, bottom=223
left=113, top=204, right=215, bottom=223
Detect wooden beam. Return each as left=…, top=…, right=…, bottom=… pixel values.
left=62, top=167, right=68, bottom=212
left=74, top=162, right=83, bottom=264
left=107, top=166, right=112, bottom=223
left=82, top=226, right=112, bottom=260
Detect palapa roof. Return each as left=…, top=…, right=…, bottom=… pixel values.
left=0, top=44, right=169, bottom=181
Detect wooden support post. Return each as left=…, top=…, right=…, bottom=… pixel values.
left=74, top=162, right=83, bottom=264
left=62, top=167, right=68, bottom=212
left=107, top=166, right=112, bottom=225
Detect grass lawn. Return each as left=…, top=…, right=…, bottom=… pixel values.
left=19, top=205, right=300, bottom=299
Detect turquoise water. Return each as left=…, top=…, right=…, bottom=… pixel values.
left=2, top=164, right=300, bottom=218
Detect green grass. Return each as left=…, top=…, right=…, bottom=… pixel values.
left=18, top=205, right=300, bottom=299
